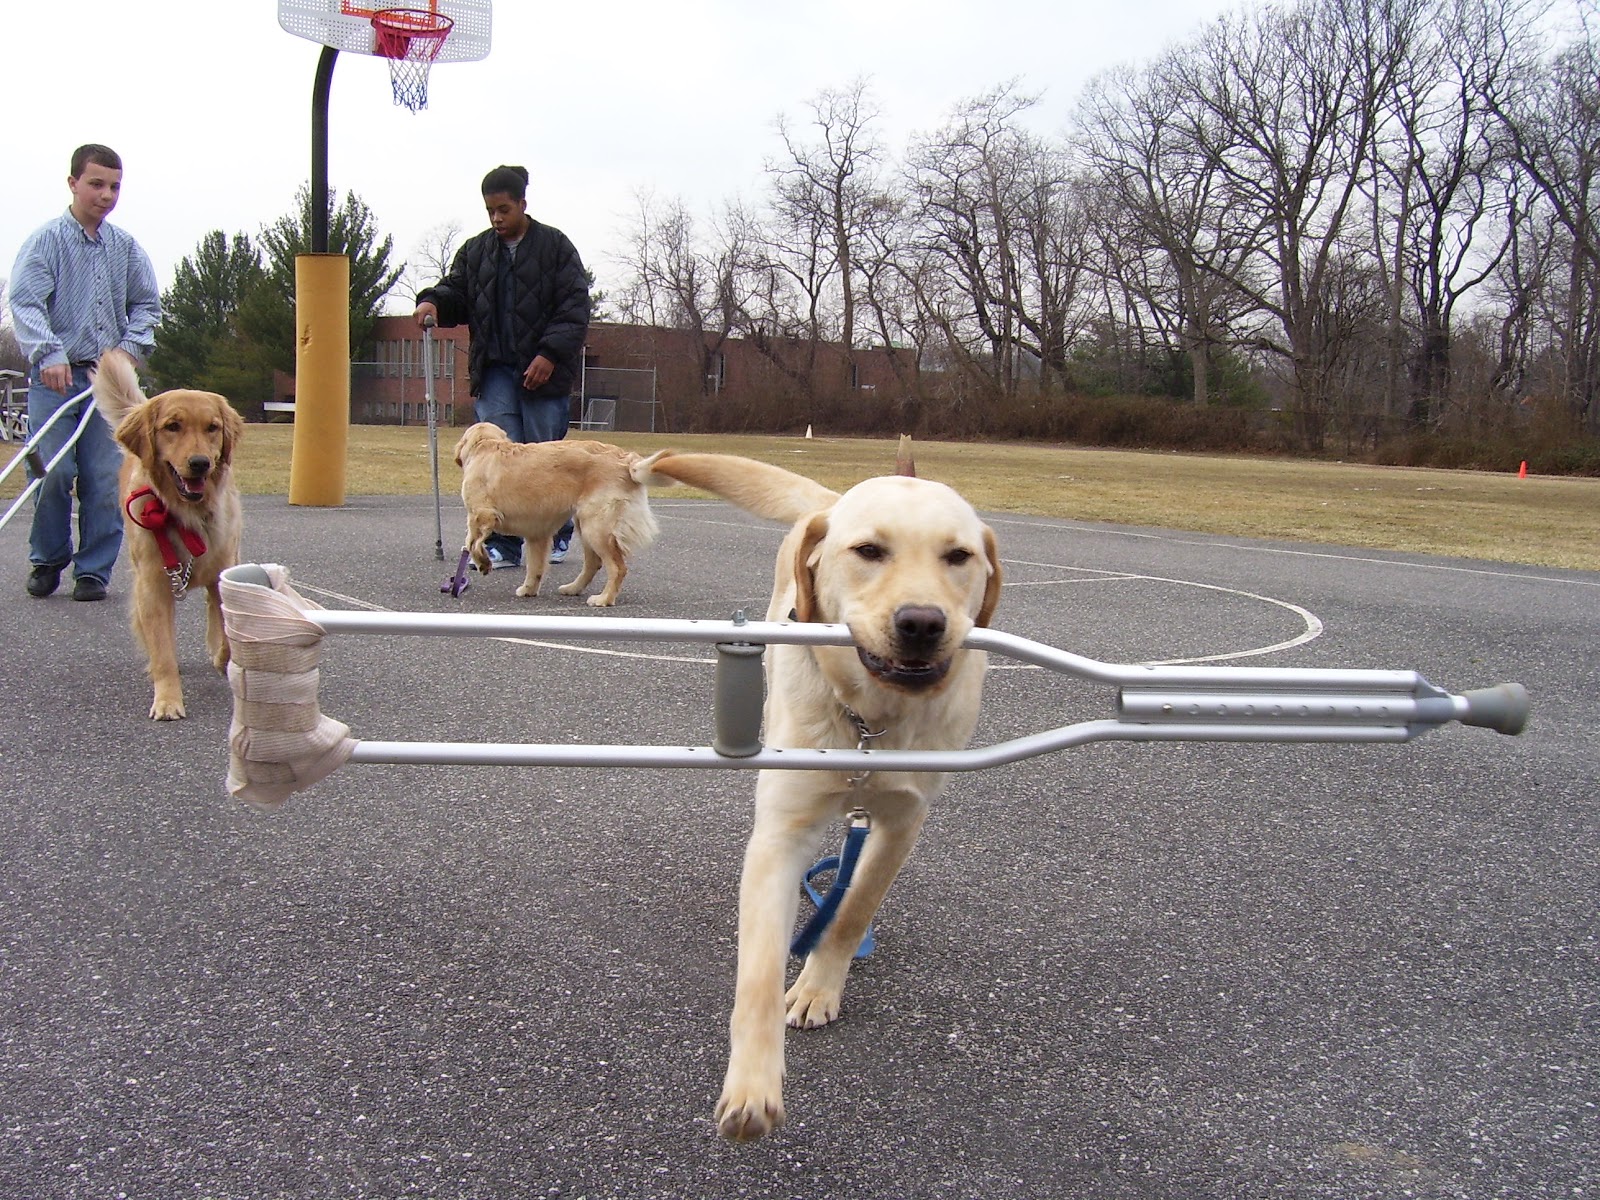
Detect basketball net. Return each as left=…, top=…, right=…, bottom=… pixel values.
left=370, top=8, right=454, bottom=113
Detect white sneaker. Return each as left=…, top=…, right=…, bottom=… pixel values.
left=548, top=538, right=569, bottom=564
left=483, top=545, right=522, bottom=572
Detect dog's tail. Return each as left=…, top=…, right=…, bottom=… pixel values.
left=641, top=451, right=839, bottom=524
left=628, top=449, right=673, bottom=485
left=895, top=434, right=916, bottom=477
left=91, top=348, right=146, bottom=426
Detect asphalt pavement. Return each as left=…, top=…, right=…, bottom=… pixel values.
left=1, top=487, right=1595, bottom=1199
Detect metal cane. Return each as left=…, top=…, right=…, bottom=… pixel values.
left=422, top=317, right=444, bottom=561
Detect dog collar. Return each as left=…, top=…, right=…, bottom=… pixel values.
left=125, top=485, right=207, bottom=596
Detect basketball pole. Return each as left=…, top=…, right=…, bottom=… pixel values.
left=289, top=45, right=351, bottom=506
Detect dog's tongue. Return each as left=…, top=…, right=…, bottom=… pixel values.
left=177, top=476, right=206, bottom=500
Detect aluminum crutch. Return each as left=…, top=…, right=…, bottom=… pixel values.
left=422, top=317, right=445, bottom=561
left=0, top=386, right=98, bottom=537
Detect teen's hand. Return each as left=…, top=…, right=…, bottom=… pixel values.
left=523, top=355, right=554, bottom=388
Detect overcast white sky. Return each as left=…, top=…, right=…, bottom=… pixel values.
left=4, top=0, right=1238, bottom=313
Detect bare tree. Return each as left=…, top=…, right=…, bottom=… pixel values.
left=746, top=78, right=893, bottom=399
left=1485, top=14, right=1600, bottom=429
left=612, top=189, right=752, bottom=399
left=1156, top=0, right=1425, bottom=445
left=1077, top=57, right=1268, bottom=405
left=904, top=82, right=1095, bottom=403
left=399, top=220, right=463, bottom=306
left=1363, top=0, right=1531, bottom=430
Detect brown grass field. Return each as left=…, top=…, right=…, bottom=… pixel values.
left=7, top=424, right=1597, bottom=571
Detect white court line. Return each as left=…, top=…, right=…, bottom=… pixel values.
left=292, top=581, right=717, bottom=664
left=292, top=551, right=1321, bottom=668
left=304, top=503, right=1576, bottom=672
left=985, top=514, right=1599, bottom=588
left=982, top=561, right=1322, bottom=666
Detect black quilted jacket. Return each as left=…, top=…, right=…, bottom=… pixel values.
left=416, top=222, right=590, bottom=399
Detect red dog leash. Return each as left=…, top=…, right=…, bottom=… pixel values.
left=125, top=485, right=207, bottom=597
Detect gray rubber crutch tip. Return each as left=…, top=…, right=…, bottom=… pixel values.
left=1459, top=683, right=1531, bottom=736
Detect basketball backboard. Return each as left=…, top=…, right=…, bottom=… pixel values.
left=278, top=0, right=491, bottom=63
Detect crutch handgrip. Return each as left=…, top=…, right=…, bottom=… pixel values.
left=1457, top=683, right=1530, bottom=735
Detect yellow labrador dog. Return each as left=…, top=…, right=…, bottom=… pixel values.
left=453, top=423, right=668, bottom=607
left=649, top=450, right=1003, bottom=1141
left=92, top=350, right=245, bottom=720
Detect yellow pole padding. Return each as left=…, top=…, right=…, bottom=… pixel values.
left=288, top=253, right=350, bottom=506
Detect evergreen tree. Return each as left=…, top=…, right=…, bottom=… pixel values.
left=148, top=231, right=265, bottom=395
left=245, top=185, right=405, bottom=373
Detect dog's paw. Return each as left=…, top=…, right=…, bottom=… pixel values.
left=715, top=1080, right=785, bottom=1143
left=556, top=580, right=583, bottom=597
left=785, top=975, right=845, bottom=1029
left=211, top=645, right=231, bottom=674
left=514, top=583, right=542, bottom=598
left=149, top=696, right=187, bottom=721
left=584, top=593, right=615, bottom=607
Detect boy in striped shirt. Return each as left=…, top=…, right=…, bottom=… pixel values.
left=8, top=144, right=161, bottom=601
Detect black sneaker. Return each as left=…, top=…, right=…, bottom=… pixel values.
left=71, top=576, right=108, bottom=602
left=26, top=563, right=63, bottom=598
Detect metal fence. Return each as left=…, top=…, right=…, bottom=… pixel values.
left=579, top=364, right=659, bottom=433
left=350, top=358, right=660, bottom=433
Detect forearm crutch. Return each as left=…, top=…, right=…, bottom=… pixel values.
left=218, top=563, right=1529, bottom=811
left=0, top=387, right=97, bottom=536
left=422, top=317, right=445, bottom=562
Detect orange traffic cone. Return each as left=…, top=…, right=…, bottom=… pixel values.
left=1519, top=460, right=1528, bottom=478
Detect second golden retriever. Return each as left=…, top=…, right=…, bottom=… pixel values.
left=648, top=449, right=1003, bottom=1141
left=92, top=349, right=244, bottom=720
left=453, top=422, right=668, bottom=607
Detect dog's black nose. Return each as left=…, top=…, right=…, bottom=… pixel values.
left=187, top=455, right=211, bottom=476
left=894, top=605, right=947, bottom=651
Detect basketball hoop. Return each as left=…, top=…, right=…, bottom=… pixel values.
left=370, top=7, right=454, bottom=112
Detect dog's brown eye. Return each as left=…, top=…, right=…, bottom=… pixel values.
left=945, top=548, right=973, bottom=566
left=853, top=543, right=885, bottom=562
left=164, top=421, right=182, bottom=433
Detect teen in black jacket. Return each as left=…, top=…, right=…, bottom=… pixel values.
left=414, top=164, right=591, bottom=568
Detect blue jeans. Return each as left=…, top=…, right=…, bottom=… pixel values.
left=475, top=365, right=574, bottom=562
left=27, top=365, right=123, bottom=585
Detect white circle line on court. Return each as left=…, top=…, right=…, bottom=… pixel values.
left=992, top=562, right=1323, bottom=666
left=289, top=580, right=718, bottom=664
left=290, top=559, right=1322, bottom=669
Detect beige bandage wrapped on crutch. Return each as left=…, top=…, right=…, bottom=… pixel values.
left=220, top=564, right=356, bottom=810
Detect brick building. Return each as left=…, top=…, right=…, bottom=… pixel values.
left=272, top=317, right=920, bottom=432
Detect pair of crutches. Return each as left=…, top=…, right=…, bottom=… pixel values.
left=0, top=384, right=97, bottom=537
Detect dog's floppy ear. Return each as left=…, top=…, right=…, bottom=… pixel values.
left=116, top=401, right=157, bottom=465
left=975, top=524, right=1003, bottom=628
left=790, top=510, right=831, bottom=624
left=218, top=399, right=245, bottom=468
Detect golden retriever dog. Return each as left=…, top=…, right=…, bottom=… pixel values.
left=452, top=422, right=669, bottom=607
left=648, top=449, right=1003, bottom=1141
left=92, top=349, right=244, bottom=720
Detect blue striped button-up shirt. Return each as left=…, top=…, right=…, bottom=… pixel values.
left=7, top=210, right=161, bottom=370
